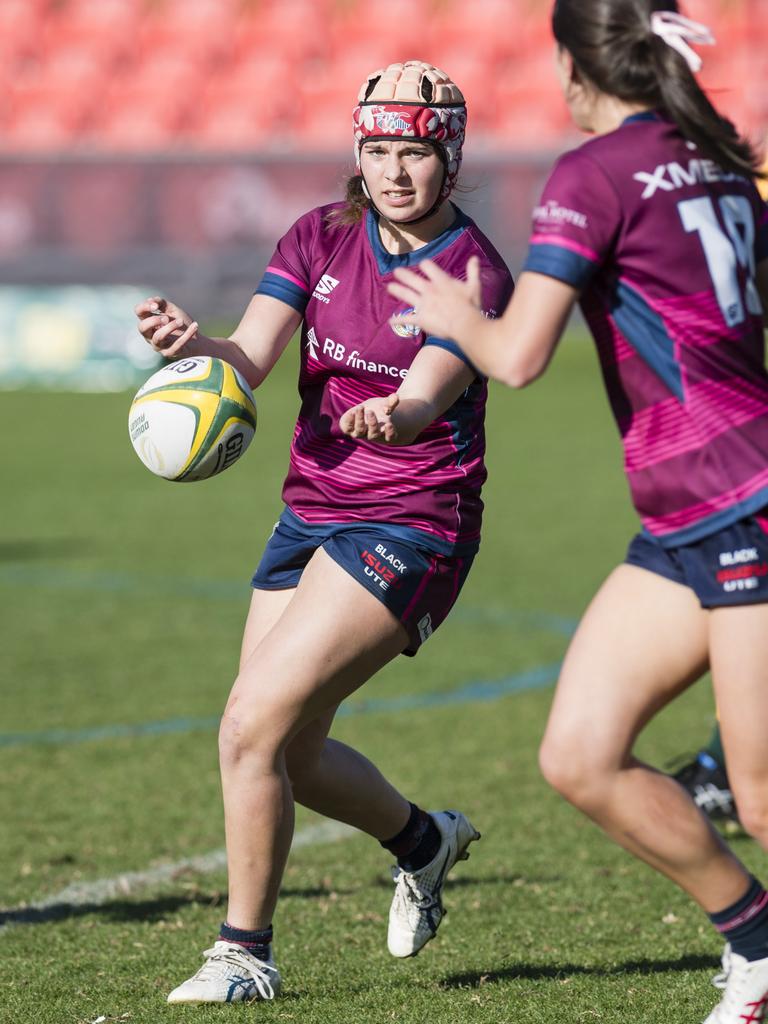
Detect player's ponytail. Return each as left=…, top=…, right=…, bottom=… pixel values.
left=552, top=0, right=764, bottom=179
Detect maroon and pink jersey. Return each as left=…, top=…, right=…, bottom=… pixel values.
left=524, top=112, right=768, bottom=546
left=256, top=203, right=513, bottom=555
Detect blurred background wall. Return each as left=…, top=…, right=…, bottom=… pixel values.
left=0, top=0, right=766, bottom=387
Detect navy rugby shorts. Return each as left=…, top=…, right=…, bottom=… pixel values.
left=251, top=507, right=475, bottom=656
left=625, top=507, right=768, bottom=607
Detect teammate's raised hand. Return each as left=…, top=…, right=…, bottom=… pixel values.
left=135, top=295, right=200, bottom=358
left=388, top=256, right=483, bottom=341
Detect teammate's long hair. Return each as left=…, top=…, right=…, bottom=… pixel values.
left=552, top=0, right=764, bottom=179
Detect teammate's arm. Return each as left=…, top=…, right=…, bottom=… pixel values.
left=339, top=345, right=475, bottom=445
left=134, top=293, right=302, bottom=390
left=387, top=257, right=578, bottom=388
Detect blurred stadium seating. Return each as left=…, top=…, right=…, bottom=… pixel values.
left=0, top=0, right=765, bottom=331
left=0, top=0, right=764, bottom=154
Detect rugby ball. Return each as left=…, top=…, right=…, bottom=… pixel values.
left=128, top=356, right=257, bottom=481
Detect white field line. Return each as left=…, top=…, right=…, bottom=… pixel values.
left=1, top=821, right=357, bottom=932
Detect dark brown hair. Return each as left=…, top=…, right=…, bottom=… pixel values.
left=552, top=0, right=764, bottom=178
left=327, top=174, right=370, bottom=226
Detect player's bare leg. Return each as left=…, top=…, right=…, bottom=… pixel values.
left=220, top=548, right=412, bottom=932
left=238, top=586, right=412, bottom=840
left=710, top=603, right=768, bottom=850
left=539, top=564, right=751, bottom=910
left=693, top=604, right=768, bottom=1024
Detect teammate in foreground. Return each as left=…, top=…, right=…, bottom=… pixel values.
left=387, top=7, right=768, bottom=1023
left=135, top=61, right=512, bottom=1004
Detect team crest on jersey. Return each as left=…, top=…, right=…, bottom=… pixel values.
left=391, top=309, right=421, bottom=338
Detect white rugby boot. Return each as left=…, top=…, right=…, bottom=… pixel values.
left=166, top=941, right=281, bottom=1004
left=703, top=944, right=768, bottom=1023
left=387, top=809, right=480, bottom=958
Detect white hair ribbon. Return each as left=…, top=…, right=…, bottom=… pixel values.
left=650, top=11, right=715, bottom=73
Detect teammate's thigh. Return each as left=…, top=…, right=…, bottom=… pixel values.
left=541, top=564, right=709, bottom=776
left=709, top=603, right=768, bottom=831
left=225, top=547, right=409, bottom=743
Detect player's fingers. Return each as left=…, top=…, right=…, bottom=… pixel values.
left=383, top=393, right=400, bottom=415
left=137, top=314, right=168, bottom=337
left=137, top=296, right=167, bottom=317
left=390, top=266, right=427, bottom=289
left=163, top=322, right=198, bottom=358
left=465, top=256, right=481, bottom=302
left=417, top=259, right=450, bottom=283
left=388, top=284, right=420, bottom=308
left=348, top=406, right=365, bottom=437
left=150, top=318, right=187, bottom=349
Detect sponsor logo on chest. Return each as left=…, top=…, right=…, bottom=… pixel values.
left=312, top=274, right=340, bottom=303
left=304, top=330, right=409, bottom=380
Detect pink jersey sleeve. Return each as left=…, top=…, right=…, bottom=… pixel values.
left=523, top=148, right=622, bottom=289
left=255, top=210, right=317, bottom=313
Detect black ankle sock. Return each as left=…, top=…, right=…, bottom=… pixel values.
left=709, top=877, right=768, bottom=962
left=380, top=803, right=441, bottom=872
left=218, top=921, right=273, bottom=961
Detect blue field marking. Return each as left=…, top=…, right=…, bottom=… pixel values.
left=0, top=564, right=579, bottom=636
left=0, top=662, right=562, bottom=750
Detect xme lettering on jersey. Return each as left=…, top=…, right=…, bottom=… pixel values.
left=633, top=159, right=743, bottom=199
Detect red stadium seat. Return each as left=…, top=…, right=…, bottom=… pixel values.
left=328, top=0, right=430, bottom=55
left=234, top=0, right=331, bottom=64
left=186, top=98, right=284, bottom=151
left=40, top=0, right=140, bottom=63
left=136, top=0, right=240, bottom=65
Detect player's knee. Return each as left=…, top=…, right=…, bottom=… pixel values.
left=733, top=794, right=768, bottom=850
left=217, top=701, right=286, bottom=770
left=538, top=731, right=607, bottom=810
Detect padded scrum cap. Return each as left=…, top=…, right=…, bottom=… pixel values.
left=353, top=60, right=467, bottom=200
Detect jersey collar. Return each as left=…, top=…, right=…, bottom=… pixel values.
left=365, top=205, right=470, bottom=276
left=621, top=110, right=662, bottom=126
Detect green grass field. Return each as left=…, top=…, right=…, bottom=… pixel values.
left=1, top=331, right=757, bottom=1024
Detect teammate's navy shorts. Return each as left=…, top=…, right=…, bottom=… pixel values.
left=625, top=507, right=768, bottom=608
left=251, top=507, right=476, bottom=655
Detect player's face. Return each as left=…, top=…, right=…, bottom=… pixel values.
left=360, top=140, right=445, bottom=221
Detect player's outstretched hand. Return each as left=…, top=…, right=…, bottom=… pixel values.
left=388, top=255, right=482, bottom=340
left=135, top=296, right=200, bottom=358
left=340, top=394, right=400, bottom=443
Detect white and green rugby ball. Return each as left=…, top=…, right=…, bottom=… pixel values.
left=128, top=356, right=257, bottom=481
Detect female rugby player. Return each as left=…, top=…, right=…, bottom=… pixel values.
left=388, top=8, right=768, bottom=1022
left=135, top=60, right=512, bottom=1004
